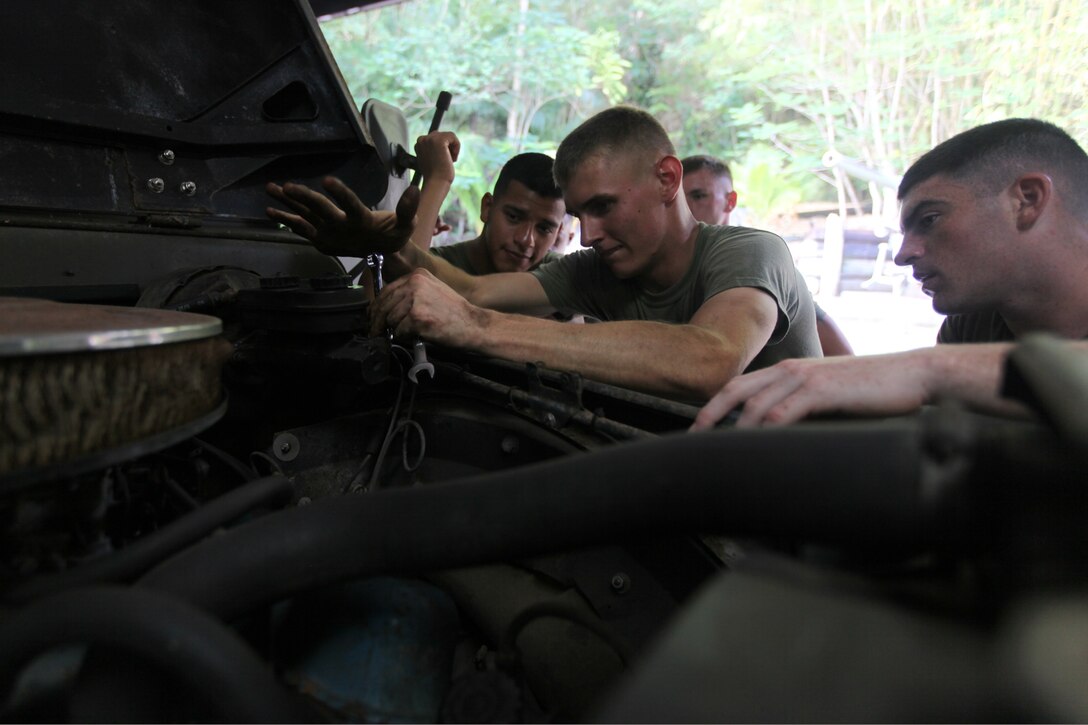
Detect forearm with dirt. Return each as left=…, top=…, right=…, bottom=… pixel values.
left=446, top=308, right=752, bottom=402
left=383, top=243, right=480, bottom=296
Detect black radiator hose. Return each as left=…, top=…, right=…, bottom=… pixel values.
left=141, top=416, right=966, bottom=622
left=0, top=587, right=309, bottom=723
left=5, top=475, right=294, bottom=605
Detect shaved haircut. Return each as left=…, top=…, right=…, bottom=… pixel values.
left=494, top=152, right=562, bottom=200
left=554, top=106, right=676, bottom=188
left=899, top=118, right=1088, bottom=219
left=681, top=155, right=733, bottom=182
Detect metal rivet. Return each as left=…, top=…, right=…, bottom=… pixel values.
left=500, top=435, right=520, bottom=454
left=180, top=181, right=197, bottom=196
left=272, top=432, right=300, bottom=462
left=147, top=177, right=165, bottom=193
left=543, top=412, right=558, bottom=428
left=610, top=572, right=630, bottom=594
left=158, top=149, right=175, bottom=165
left=297, top=496, right=311, bottom=506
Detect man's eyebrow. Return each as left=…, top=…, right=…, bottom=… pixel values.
left=900, top=199, right=943, bottom=233
left=574, top=194, right=616, bottom=214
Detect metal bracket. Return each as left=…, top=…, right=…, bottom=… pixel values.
left=515, top=363, right=586, bottom=428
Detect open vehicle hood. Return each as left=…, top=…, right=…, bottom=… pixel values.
left=0, top=0, right=390, bottom=223
left=0, top=0, right=405, bottom=302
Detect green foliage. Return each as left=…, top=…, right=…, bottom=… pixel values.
left=717, top=0, right=1088, bottom=184
left=441, top=133, right=490, bottom=235
left=322, top=0, right=1088, bottom=223
left=317, top=0, right=631, bottom=139
left=730, top=146, right=805, bottom=226
left=322, top=0, right=628, bottom=221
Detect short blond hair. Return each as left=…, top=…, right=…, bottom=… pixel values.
left=554, top=106, right=676, bottom=189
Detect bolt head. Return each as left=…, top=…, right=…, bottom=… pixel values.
left=180, top=181, right=197, bottom=196
left=158, top=149, right=175, bottom=165
left=147, top=177, right=165, bottom=193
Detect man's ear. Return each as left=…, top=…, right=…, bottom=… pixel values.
left=657, top=156, right=684, bottom=202
left=1012, top=173, right=1052, bottom=231
left=725, top=190, right=738, bottom=213
left=480, top=192, right=494, bottom=225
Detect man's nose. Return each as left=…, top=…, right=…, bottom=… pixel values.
left=579, top=217, right=602, bottom=247
left=513, top=222, right=534, bottom=247
left=893, top=233, right=921, bottom=267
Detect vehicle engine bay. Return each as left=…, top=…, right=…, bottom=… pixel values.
left=2, top=1, right=1088, bottom=722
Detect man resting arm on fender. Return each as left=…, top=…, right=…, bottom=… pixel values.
left=692, top=118, right=1088, bottom=427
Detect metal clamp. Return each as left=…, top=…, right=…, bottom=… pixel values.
left=407, top=339, right=434, bottom=383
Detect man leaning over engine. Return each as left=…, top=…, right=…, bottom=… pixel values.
left=268, top=105, right=821, bottom=402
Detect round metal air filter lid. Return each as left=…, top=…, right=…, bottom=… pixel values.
left=0, top=297, right=222, bottom=356
left=0, top=297, right=229, bottom=490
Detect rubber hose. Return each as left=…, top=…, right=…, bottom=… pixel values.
left=0, top=586, right=308, bottom=723
left=1005, top=334, right=1088, bottom=458
left=5, top=475, right=293, bottom=605
left=140, top=417, right=950, bottom=622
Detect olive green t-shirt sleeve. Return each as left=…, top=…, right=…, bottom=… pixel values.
left=430, top=242, right=479, bottom=275
left=529, top=249, right=610, bottom=318
left=697, top=227, right=802, bottom=344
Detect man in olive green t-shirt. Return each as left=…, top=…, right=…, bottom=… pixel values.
left=693, top=118, right=1088, bottom=428
left=268, top=106, right=821, bottom=401
left=408, top=133, right=565, bottom=276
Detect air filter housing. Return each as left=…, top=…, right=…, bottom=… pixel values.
left=0, top=297, right=229, bottom=490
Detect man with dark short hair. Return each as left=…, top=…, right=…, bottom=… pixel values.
left=409, top=132, right=565, bottom=275
left=268, top=105, right=820, bottom=402
left=692, top=118, right=1088, bottom=427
